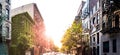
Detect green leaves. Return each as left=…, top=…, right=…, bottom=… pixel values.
left=52, top=45, right=59, bottom=52
left=10, top=12, right=34, bottom=55
left=61, top=20, right=82, bottom=52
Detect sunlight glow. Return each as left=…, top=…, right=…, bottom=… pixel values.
left=11, top=0, right=82, bottom=48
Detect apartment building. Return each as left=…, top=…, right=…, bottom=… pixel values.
left=101, top=0, right=120, bottom=55
left=89, top=0, right=101, bottom=55
left=80, top=0, right=89, bottom=46
left=11, top=3, right=46, bottom=55
left=10, top=12, right=34, bottom=55
left=0, top=0, right=11, bottom=55
left=76, top=1, right=91, bottom=55
left=78, top=0, right=120, bottom=55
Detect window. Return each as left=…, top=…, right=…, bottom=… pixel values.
left=97, top=46, right=99, bottom=55
left=6, top=9, right=9, bottom=20
left=0, top=25, right=2, bottom=43
left=6, top=0, right=10, bottom=4
left=97, top=1, right=99, bottom=9
left=96, top=14, right=99, bottom=24
left=112, top=39, right=117, bottom=53
left=93, top=17, right=95, bottom=24
left=115, top=15, right=119, bottom=28
left=103, top=15, right=107, bottom=23
left=6, top=27, right=9, bottom=38
left=97, top=33, right=99, bottom=44
left=93, top=47, right=96, bottom=55
left=93, top=37, right=95, bottom=42
left=0, top=36, right=2, bottom=43
left=95, top=5, right=97, bottom=11
left=92, top=9, right=93, bottom=15
left=103, top=41, right=109, bottom=53
left=0, top=4, right=2, bottom=16
left=0, top=25, right=2, bottom=33
left=93, top=17, right=97, bottom=27
left=93, top=6, right=95, bottom=14
left=90, top=36, right=92, bottom=45
left=86, top=22, right=88, bottom=29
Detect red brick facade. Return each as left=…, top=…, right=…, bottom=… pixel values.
left=33, top=4, right=50, bottom=55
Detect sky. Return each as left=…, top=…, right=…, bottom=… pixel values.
left=11, top=0, right=82, bottom=48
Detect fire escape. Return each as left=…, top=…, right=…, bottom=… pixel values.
left=101, top=0, right=120, bottom=34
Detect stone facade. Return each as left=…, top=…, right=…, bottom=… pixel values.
left=78, top=0, right=120, bottom=55
left=101, top=33, right=120, bottom=55
left=0, top=0, right=11, bottom=55
left=89, top=0, right=101, bottom=55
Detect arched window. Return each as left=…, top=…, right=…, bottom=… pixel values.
left=93, top=17, right=95, bottom=24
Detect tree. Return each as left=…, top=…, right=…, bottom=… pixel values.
left=10, top=12, right=34, bottom=55
left=61, top=20, right=83, bottom=54
left=52, top=45, right=59, bottom=52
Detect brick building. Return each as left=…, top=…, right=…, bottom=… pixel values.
left=10, top=12, right=34, bottom=55
left=11, top=3, right=47, bottom=55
